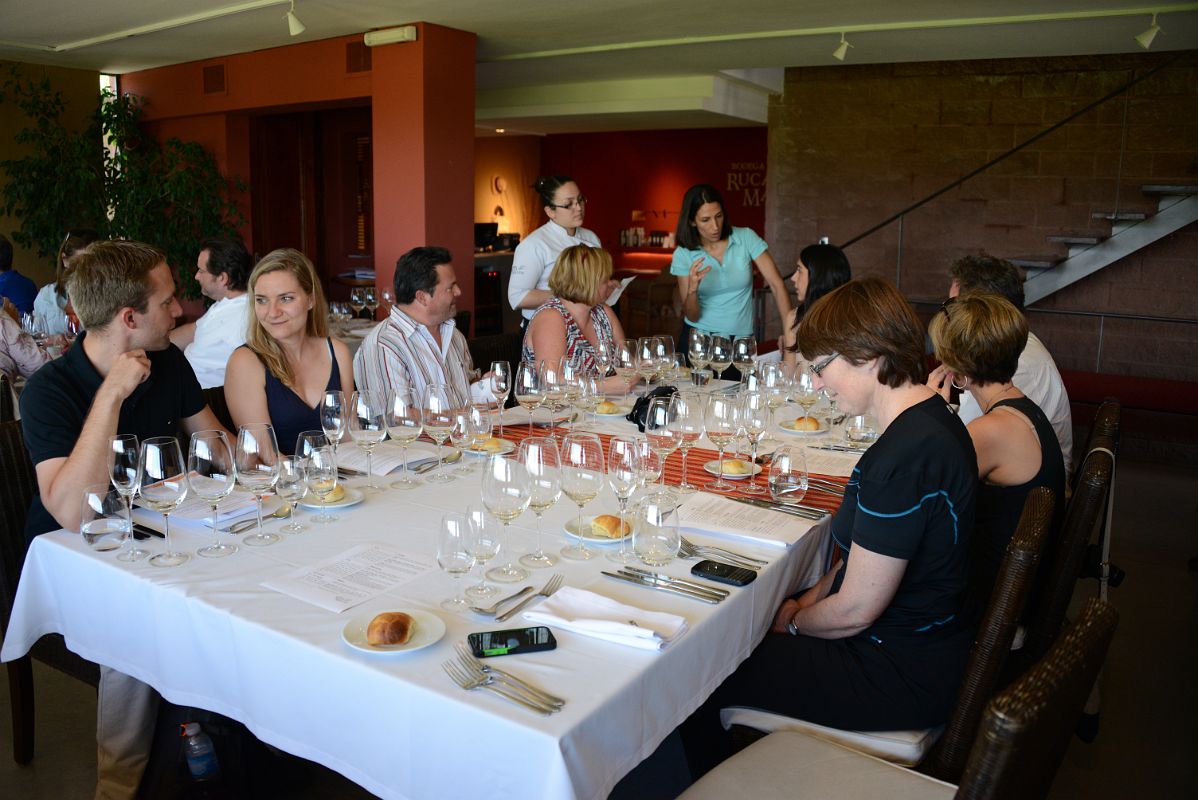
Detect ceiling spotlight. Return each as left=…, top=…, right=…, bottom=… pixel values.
left=832, top=33, right=852, bottom=62
left=286, top=1, right=305, bottom=37
left=1135, top=13, right=1161, bottom=50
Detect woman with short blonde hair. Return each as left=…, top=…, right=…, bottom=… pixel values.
left=224, top=248, right=354, bottom=455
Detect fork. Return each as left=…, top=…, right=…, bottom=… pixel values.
left=679, top=536, right=768, bottom=568
left=676, top=539, right=762, bottom=570
left=222, top=504, right=291, bottom=533
left=495, top=573, right=564, bottom=623
left=442, top=661, right=555, bottom=715
left=454, top=644, right=565, bottom=709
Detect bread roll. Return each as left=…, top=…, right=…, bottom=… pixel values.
left=325, top=483, right=346, bottom=503
left=596, top=400, right=621, bottom=414
left=792, top=416, right=821, bottom=432
left=471, top=437, right=505, bottom=453
left=722, top=459, right=752, bottom=475
left=590, top=514, right=631, bottom=539
left=367, top=611, right=416, bottom=645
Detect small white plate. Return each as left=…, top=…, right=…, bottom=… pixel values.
left=702, top=460, right=761, bottom=479
left=341, top=609, right=446, bottom=654
left=461, top=438, right=516, bottom=457
left=563, top=515, right=632, bottom=544
left=299, top=486, right=365, bottom=510
left=778, top=419, right=828, bottom=436
left=594, top=405, right=631, bottom=417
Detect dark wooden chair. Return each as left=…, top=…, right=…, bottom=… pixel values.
left=467, top=333, right=524, bottom=405
left=0, top=420, right=100, bottom=765
left=679, top=597, right=1119, bottom=800
left=201, top=385, right=236, bottom=432
left=0, top=373, right=14, bottom=423
left=724, top=488, right=1055, bottom=772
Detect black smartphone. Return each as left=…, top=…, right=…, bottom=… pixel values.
left=690, top=559, right=757, bottom=587
left=467, top=626, right=558, bottom=658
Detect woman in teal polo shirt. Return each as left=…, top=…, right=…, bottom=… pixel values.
left=670, top=184, right=791, bottom=372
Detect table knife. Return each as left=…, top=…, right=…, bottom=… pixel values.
left=601, top=570, right=722, bottom=603
left=132, top=523, right=164, bottom=539
left=727, top=495, right=826, bottom=520
left=621, top=567, right=730, bottom=598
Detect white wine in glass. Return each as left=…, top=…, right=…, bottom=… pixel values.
left=709, top=335, right=733, bottom=381
left=519, top=437, right=561, bottom=569
left=235, top=423, right=282, bottom=546
left=421, top=382, right=456, bottom=484
left=605, top=435, right=640, bottom=565
left=306, top=446, right=340, bottom=524
left=108, top=433, right=148, bottom=562
left=490, top=360, right=510, bottom=437
left=514, top=361, right=543, bottom=429
left=559, top=432, right=603, bottom=561
left=139, top=437, right=190, bottom=567
left=385, top=389, right=423, bottom=490
left=348, top=389, right=388, bottom=492
left=482, top=455, right=531, bottom=583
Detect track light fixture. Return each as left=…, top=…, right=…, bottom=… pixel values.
left=286, top=1, right=305, bottom=37
left=1134, top=13, right=1161, bottom=50
left=832, top=33, right=852, bottom=62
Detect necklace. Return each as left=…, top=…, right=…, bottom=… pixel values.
left=984, top=385, right=1019, bottom=414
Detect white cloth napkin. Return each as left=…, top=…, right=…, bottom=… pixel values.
left=522, top=586, right=688, bottom=651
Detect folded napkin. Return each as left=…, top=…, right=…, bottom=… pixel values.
left=522, top=586, right=688, bottom=651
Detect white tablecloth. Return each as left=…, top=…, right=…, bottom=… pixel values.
left=2, top=422, right=833, bottom=800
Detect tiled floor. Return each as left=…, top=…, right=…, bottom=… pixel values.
left=2, top=458, right=1195, bottom=798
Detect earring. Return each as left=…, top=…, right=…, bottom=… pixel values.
left=951, top=374, right=969, bottom=391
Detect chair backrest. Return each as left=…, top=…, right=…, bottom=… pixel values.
left=924, top=487, right=1054, bottom=784
left=0, top=372, right=14, bottom=423
left=1073, top=398, right=1120, bottom=493
left=954, top=597, right=1119, bottom=800
left=1021, top=445, right=1114, bottom=667
left=0, top=419, right=38, bottom=632
left=201, top=385, right=236, bottom=433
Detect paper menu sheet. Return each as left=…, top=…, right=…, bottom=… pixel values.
left=803, top=448, right=862, bottom=478
left=133, top=486, right=259, bottom=525
left=674, top=492, right=815, bottom=549
left=336, top=442, right=439, bottom=475
left=262, top=544, right=437, bottom=613
left=605, top=276, right=636, bottom=306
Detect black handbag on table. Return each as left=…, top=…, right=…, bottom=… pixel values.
left=625, top=385, right=678, bottom=432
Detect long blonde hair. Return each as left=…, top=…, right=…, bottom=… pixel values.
left=245, top=248, right=329, bottom=388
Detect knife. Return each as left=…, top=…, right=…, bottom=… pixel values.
left=622, top=567, right=730, bottom=598
left=727, top=495, right=826, bottom=520
left=811, top=444, right=867, bottom=454
left=616, top=570, right=727, bottom=602
left=601, top=570, right=723, bottom=603
left=132, top=523, right=164, bottom=539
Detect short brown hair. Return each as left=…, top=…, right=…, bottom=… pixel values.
left=66, top=240, right=165, bottom=330
left=798, top=277, right=926, bottom=388
left=929, top=292, right=1028, bottom=385
left=549, top=245, right=612, bottom=304
left=949, top=254, right=1025, bottom=311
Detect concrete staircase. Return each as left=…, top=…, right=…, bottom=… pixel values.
left=1014, top=185, right=1198, bottom=306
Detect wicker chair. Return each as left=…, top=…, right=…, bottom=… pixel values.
left=723, top=488, right=1055, bottom=772
left=0, top=373, right=13, bottom=423
left=679, top=597, right=1119, bottom=800
left=0, top=420, right=100, bottom=765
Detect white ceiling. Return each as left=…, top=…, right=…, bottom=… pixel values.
left=2, top=1, right=1196, bottom=134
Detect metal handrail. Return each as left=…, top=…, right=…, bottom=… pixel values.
left=842, top=51, right=1190, bottom=249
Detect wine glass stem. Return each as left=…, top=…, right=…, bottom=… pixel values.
left=366, top=449, right=374, bottom=489
left=534, top=513, right=543, bottom=556
left=435, top=441, right=444, bottom=474
left=255, top=494, right=264, bottom=534
left=617, top=497, right=628, bottom=559
left=680, top=448, right=691, bottom=486
left=163, top=513, right=172, bottom=553
left=400, top=443, right=409, bottom=482
left=124, top=496, right=134, bottom=554
left=212, top=503, right=220, bottom=547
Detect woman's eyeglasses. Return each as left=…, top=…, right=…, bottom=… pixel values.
left=809, top=352, right=840, bottom=377
left=548, top=195, right=586, bottom=211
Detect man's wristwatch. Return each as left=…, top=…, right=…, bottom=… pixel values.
left=786, top=614, right=800, bottom=637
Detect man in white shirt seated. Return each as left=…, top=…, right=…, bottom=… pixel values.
left=169, top=237, right=252, bottom=388
left=354, top=246, right=491, bottom=408
left=949, top=254, right=1073, bottom=474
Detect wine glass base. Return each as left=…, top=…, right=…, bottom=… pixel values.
left=280, top=522, right=307, bottom=533
left=425, top=472, right=455, bottom=484
left=519, top=551, right=557, bottom=569
left=361, top=483, right=387, bottom=494
left=486, top=563, right=528, bottom=583
left=742, top=482, right=768, bottom=495
left=390, top=476, right=422, bottom=490
left=559, top=545, right=594, bottom=561
left=149, top=551, right=189, bottom=567
left=605, top=548, right=637, bottom=565
left=312, top=513, right=340, bottom=523
left=116, top=547, right=150, bottom=562
left=676, top=482, right=699, bottom=494
left=440, top=597, right=472, bottom=613
left=705, top=478, right=736, bottom=493
left=243, top=532, right=281, bottom=546
left=465, top=582, right=499, bottom=600
left=198, top=543, right=238, bottom=558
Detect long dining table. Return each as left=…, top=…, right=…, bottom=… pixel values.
left=1, top=396, right=856, bottom=800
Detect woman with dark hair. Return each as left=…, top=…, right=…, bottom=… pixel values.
left=670, top=184, right=791, bottom=360
left=682, top=277, right=977, bottom=776
left=509, top=175, right=610, bottom=326
left=928, top=292, right=1065, bottom=608
left=225, top=249, right=355, bottom=455
left=34, top=228, right=100, bottom=335
left=780, top=242, right=851, bottom=369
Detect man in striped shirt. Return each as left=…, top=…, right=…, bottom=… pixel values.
left=354, top=246, right=490, bottom=408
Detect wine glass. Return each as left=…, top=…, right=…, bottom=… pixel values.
left=559, top=432, right=604, bottom=561
left=539, top=359, right=567, bottom=430
left=490, top=360, right=510, bottom=438
left=573, top=368, right=602, bottom=428
left=688, top=330, right=711, bottom=372
left=709, top=335, right=733, bottom=381
left=421, top=383, right=455, bottom=484
left=636, top=337, right=658, bottom=386
left=794, top=368, right=821, bottom=422
left=559, top=357, right=583, bottom=429
left=760, top=362, right=788, bottom=443
left=449, top=410, right=476, bottom=476
left=305, top=445, right=339, bottom=523
left=348, top=389, right=388, bottom=492
left=631, top=494, right=679, bottom=567
left=465, top=506, right=501, bottom=600
left=294, top=430, right=328, bottom=464
left=593, top=336, right=613, bottom=377
left=644, top=394, right=679, bottom=498
left=466, top=403, right=494, bottom=472
left=654, top=336, right=676, bottom=384
left=614, top=339, right=638, bottom=394
left=138, top=436, right=190, bottom=567
left=188, top=430, right=238, bottom=557
left=769, top=445, right=809, bottom=505
left=235, top=423, right=281, bottom=547
left=438, top=512, right=475, bottom=612
left=364, top=287, right=378, bottom=319
left=845, top=414, right=879, bottom=446
left=385, top=389, right=423, bottom=490
left=79, top=483, right=128, bottom=553
left=107, top=433, right=148, bottom=562
left=633, top=436, right=663, bottom=494
left=519, top=437, right=561, bottom=569
left=481, top=455, right=531, bottom=583
left=275, top=456, right=308, bottom=533
left=606, top=435, right=640, bottom=565
left=733, top=336, right=757, bottom=377
left=673, top=391, right=704, bottom=494
left=739, top=392, right=771, bottom=495
left=514, top=361, right=543, bottom=430
left=349, top=287, right=367, bottom=318
left=704, top=394, right=739, bottom=492
left=320, top=390, right=347, bottom=459
left=380, top=287, right=395, bottom=313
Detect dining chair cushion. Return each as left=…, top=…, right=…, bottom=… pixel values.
left=720, top=707, right=942, bottom=766
left=679, top=730, right=956, bottom=800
